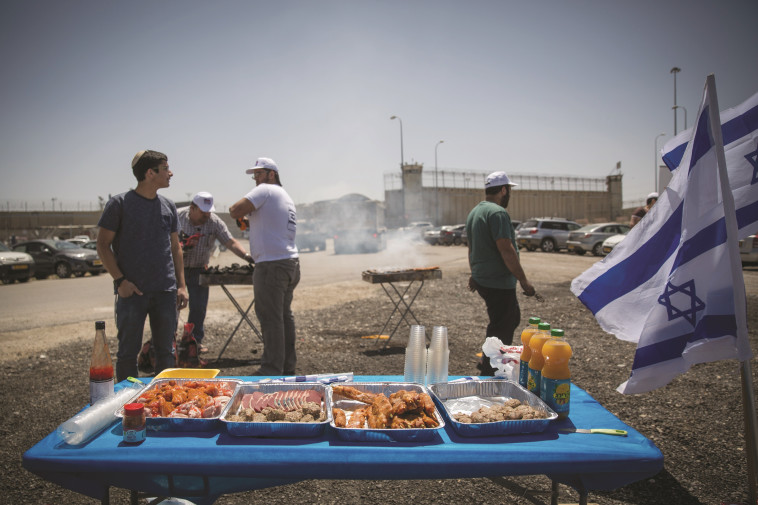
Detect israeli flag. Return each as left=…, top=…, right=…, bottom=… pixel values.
left=662, top=90, right=758, bottom=240
left=571, top=77, right=752, bottom=394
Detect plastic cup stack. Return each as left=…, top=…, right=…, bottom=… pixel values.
left=426, top=326, right=449, bottom=385
left=404, top=325, right=427, bottom=384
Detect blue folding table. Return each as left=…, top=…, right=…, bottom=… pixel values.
left=23, top=376, right=663, bottom=505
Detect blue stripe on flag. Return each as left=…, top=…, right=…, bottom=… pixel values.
left=737, top=199, right=758, bottom=230
left=577, top=203, right=683, bottom=314
left=663, top=102, right=758, bottom=170
left=689, top=105, right=713, bottom=173
left=671, top=218, right=726, bottom=270
left=631, top=314, right=737, bottom=370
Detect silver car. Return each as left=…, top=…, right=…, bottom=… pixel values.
left=516, top=218, right=581, bottom=252
left=567, top=223, right=631, bottom=256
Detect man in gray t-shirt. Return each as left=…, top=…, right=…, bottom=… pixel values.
left=97, top=150, right=188, bottom=381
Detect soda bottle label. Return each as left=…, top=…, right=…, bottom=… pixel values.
left=541, top=377, right=571, bottom=415
left=90, top=378, right=114, bottom=405
left=519, top=360, right=529, bottom=388
left=527, top=367, right=542, bottom=396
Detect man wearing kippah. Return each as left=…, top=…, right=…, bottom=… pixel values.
left=178, top=191, right=253, bottom=353
left=466, top=171, right=536, bottom=375
left=230, top=157, right=300, bottom=376
left=97, top=150, right=188, bottom=381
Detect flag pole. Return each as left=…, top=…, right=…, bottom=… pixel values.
left=706, top=74, right=758, bottom=503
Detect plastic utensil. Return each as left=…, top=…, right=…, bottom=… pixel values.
left=560, top=428, right=628, bottom=436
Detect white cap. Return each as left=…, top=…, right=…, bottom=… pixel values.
left=647, top=192, right=659, bottom=200
left=484, top=171, right=517, bottom=188
left=192, top=192, right=215, bottom=212
left=245, top=157, right=278, bottom=174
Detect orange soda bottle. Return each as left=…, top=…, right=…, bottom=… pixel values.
left=541, top=328, right=572, bottom=420
left=518, top=317, right=541, bottom=388
left=527, top=322, right=551, bottom=397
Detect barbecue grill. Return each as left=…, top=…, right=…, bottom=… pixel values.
left=361, top=266, right=442, bottom=349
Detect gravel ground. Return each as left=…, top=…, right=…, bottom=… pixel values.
left=4, top=265, right=758, bottom=504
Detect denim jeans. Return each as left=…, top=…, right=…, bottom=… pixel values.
left=474, top=285, right=521, bottom=345
left=253, top=258, right=300, bottom=375
left=185, top=268, right=209, bottom=343
left=115, top=290, right=177, bottom=381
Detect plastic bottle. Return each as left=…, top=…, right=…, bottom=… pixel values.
left=541, top=328, right=572, bottom=420
left=527, top=322, right=551, bottom=397
left=518, top=317, right=541, bottom=388
left=90, top=321, right=114, bottom=406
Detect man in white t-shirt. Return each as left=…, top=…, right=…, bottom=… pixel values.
left=230, top=157, right=300, bottom=376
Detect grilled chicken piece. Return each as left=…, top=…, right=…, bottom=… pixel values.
left=331, top=385, right=379, bottom=404
left=333, top=408, right=347, bottom=427
left=367, top=395, right=393, bottom=429
left=389, top=390, right=423, bottom=415
left=346, top=407, right=369, bottom=428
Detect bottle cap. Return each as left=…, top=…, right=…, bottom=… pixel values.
left=124, top=403, right=144, bottom=416
left=538, top=322, right=551, bottom=331
left=551, top=329, right=565, bottom=337
left=95, top=321, right=106, bottom=330
left=528, top=317, right=541, bottom=325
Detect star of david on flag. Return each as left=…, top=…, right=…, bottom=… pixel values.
left=661, top=89, right=758, bottom=240
left=571, top=77, right=753, bottom=394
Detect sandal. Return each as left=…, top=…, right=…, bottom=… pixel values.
left=198, top=344, right=209, bottom=354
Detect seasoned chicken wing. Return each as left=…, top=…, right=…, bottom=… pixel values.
left=367, top=395, right=393, bottom=429
left=333, top=408, right=347, bottom=428
left=331, top=385, right=379, bottom=404
left=346, top=407, right=369, bottom=428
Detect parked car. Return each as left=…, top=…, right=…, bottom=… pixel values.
left=81, top=240, right=98, bottom=250
left=601, top=232, right=628, bottom=255
left=567, top=223, right=631, bottom=256
left=740, top=234, right=758, bottom=264
left=516, top=218, right=581, bottom=252
left=12, top=239, right=105, bottom=278
left=0, top=242, right=35, bottom=284
left=404, top=221, right=434, bottom=240
left=423, top=226, right=445, bottom=245
left=67, top=235, right=92, bottom=246
left=440, top=224, right=466, bottom=246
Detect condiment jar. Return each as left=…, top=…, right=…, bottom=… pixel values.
left=122, top=403, right=146, bottom=443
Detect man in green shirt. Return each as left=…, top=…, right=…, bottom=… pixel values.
left=466, top=171, right=536, bottom=374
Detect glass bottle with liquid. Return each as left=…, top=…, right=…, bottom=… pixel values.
left=90, top=321, right=114, bottom=405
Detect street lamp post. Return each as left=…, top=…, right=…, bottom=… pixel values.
left=390, top=115, right=405, bottom=226
left=670, top=67, right=681, bottom=134
left=673, top=105, right=688, bottom=131
left=654, top=132, right=666, bottom=193
left=389, top=116, right=404, bottom=169
left=434, top=140, right=444, bottom=225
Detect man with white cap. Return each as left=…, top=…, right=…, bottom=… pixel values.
left=466, top=171, right=536, bottom=375
left=230, top=157, right=300, bottom=376
left=630, top=192, right=659, bottom=228
left=178, top=191, right=253, bottom=352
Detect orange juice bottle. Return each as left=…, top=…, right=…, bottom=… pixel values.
left=527, top=322, right=551, bottom=397
left=518, top=317, right=541, bottom=388
left=541, top=329, right=572, bottom=420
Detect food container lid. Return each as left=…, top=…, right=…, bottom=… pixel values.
left=124, top=403, right=144, bottom=416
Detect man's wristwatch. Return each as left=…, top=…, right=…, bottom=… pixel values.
left=113, top=276, right=126, bottom=294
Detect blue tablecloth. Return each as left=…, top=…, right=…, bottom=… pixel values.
left=23, top=376, right=663, bottom=504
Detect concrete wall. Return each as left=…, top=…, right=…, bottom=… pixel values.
left=385, top=169, right=624, bottom=227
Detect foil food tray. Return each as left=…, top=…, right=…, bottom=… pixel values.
left=116, top=378, right=241, bottom=432
left=220, top=382, right=332, bottom=438
left=428, top=380, right=557, bottom=437
left=329, top=382, right=444, bottom=442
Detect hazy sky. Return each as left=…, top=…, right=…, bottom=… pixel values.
left=2, top=0, right=757, bottom=212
